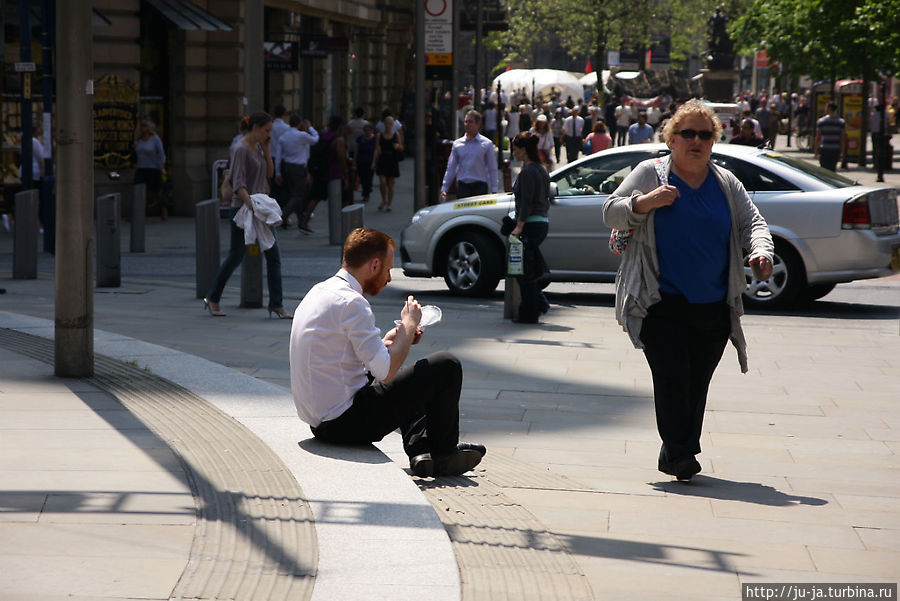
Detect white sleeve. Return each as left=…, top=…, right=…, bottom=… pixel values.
left=342, top=296, right=391, bottom=381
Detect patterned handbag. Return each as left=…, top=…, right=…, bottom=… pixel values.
left=607, top=158, right=668, bottom=255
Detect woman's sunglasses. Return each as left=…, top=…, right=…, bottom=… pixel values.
left=676, top=129, right=714, bottom=140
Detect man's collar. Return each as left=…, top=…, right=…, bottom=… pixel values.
left=335, top=268, right=363, bottom=293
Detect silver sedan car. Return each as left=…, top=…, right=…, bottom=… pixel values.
left=400, top=144, right=900, bottom=308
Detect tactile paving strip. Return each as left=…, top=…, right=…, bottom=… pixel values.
left=0, top=329, right=317, bottom=601
left=418, top=454, right=595, bottom=601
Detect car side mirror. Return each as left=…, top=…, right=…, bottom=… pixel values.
left=549, top=182, right=558, bottom=198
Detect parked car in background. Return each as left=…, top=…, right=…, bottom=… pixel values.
left=400, top=144, right=900, bottom=308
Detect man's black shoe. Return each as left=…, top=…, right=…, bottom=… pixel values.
left=410, top=453, right=435, bottom=477
left=456, top=442, right=486, bottom=457
left=410, top=443, right=486, bottom=477
left=434, top=448, right=483, bottom=476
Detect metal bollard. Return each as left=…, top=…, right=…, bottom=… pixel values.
left=95, top=193, right=121, bottom=287
left=240, top=244, right=264, bottom=308
left=194, top=199, right=220, bottom=299
left=13, top=189, right=39, bottom=279
left=340, top=203, right=364, bottom=242
left=130, top=183, right=146, bottom=253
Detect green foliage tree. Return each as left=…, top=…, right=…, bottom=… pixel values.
left=730, top=0, right=899, bottom=81
left=501, top=0, right=748, bottom=75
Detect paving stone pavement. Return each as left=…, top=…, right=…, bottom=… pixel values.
left=0, top=141, right=899, bottom=600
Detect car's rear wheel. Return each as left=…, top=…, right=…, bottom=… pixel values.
left=442, top=231, right=502, bottom=297
left=742, top=241, right=805, bottom=309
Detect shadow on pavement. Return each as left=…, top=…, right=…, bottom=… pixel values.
left=650, top=476, right=828, bottom=506
left=748, top=299, right=899, bottom=320
left=297, top=438, right=392, bottom=464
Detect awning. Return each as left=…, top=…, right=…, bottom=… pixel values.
left=144, top=0, right=232, bottom=31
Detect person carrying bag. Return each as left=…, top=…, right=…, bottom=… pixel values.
left=508, top=132, right=551, bottom=324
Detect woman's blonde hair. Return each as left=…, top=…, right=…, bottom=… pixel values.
left=661, top=99, right=722, bottom=145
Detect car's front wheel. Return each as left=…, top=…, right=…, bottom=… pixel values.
left=742, top=241, right=805, bottom=309
left=442, top=231, right=502, bottom=297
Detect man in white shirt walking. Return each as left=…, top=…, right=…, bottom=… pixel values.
left=290, top=228, right=486, bottom=477
left=269, top=105, right=291, bottom=206
left=562, top=107, right=585, bottom=164
left=440, top=110, right=498, bottom=201
left=276, top=115, right=319, bottom=231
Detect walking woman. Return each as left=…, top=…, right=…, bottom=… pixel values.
left=204, top=112, right=292, bottom=319
left=602, top=99, right=773, bottom=481
left=372, top=116, right=402, bottom=211
left=509, top=132, right=551, bottom=324
left=134, top=119, right=168, bottom=219
left=530, top=114, right=555, bottom=171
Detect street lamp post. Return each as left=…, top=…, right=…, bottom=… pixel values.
left=55, top=0, right=94, bottom=377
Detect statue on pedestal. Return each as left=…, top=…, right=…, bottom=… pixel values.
left=706, top=7, right=735, bottom=71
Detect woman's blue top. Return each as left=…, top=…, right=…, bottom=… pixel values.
left=654, top=169, right=731, bottom=303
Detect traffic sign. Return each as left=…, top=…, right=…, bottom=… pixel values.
left=15, top=62, right=36, bottom=72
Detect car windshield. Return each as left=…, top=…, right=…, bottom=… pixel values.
left=554, top=152, right=656, bottom=196
left=760, top=152, right=856, bottom=188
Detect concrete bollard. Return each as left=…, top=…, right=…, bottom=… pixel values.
left=13, top=189, right=39, bottom=279
left=95, top=193, right=121, bottom=288
left=130, top=183, right=146, bottom=253
left=340, top=203, right=364, bottom=243
left=240, top=244, right=264, bottom=308
left=194, top=199, right=220, bottom=299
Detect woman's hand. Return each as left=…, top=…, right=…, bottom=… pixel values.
left=510, top=221, right=524, bottom=237
left=633, top=184, right=679, bottom=214
left=749, top=256, right=773, bottom=280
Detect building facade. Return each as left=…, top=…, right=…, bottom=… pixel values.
left=2, top=0, right=414, bottom=216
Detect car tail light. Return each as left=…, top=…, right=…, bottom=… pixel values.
left=842, top=197, right=871, bottom=229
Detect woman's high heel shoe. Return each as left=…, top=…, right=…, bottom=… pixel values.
left=202, top=298, right=226, bottom=317
left=268, top=307, right=293, bottom=320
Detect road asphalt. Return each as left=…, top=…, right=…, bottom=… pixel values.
left=0, top=138, right=898, bottom=601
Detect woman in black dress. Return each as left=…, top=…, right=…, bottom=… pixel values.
left=372, top=116, right=402, bottom=211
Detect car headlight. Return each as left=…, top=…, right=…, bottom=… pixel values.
left=411, top=207, right=434, bottom=224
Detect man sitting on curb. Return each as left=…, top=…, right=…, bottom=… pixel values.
left=289, top=227, right=486, bottom=477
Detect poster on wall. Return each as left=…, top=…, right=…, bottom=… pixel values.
left=838, top=81, right=864, bottom=160
left=93, top=74, right=139, bottom=170
left=265, top=42, right=299, bottom=71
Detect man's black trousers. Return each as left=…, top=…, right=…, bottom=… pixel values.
left=311, top=351, right=462, bottom=459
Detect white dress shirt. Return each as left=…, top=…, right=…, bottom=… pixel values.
left=562, top=115, right=585, bottom=138
left=275, top=127, right=319, bottom=176
left=290, top=269, right=391, bottom=427
left=270, top=117, right=290, bottom=161
left=440, top=133, right=498, bottom=194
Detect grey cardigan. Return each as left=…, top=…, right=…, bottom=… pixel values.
left=601, top=155, right=774, bottom=373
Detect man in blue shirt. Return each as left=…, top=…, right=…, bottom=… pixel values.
left=627, top=112, right=655, bottom=144
left=814, top=102, right=847, bottom=172
left=440, top=110, right=498, bottom=201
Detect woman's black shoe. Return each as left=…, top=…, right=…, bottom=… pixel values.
left=658, top=455, right=701, bottom=481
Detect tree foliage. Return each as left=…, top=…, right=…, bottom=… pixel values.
left=501, top=0, right=743, bottom=71
left=729, top=0, right=900, bottom=80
